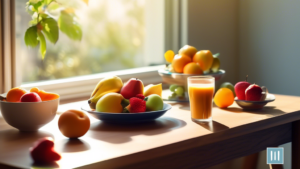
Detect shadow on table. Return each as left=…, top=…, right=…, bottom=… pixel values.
left=222, top=106, right=285, bottom=117
left=192, top=120, right=230, bottom=133
left=0, top=129, right=53, bottom=145
left=32, top=161, right=59, bottom=168
left=88, top=117, right=187, bottom=144
left=56, top=138, right=90, bottom=153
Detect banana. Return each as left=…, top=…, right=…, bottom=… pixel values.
left=88, top=76, right=123, bottom=109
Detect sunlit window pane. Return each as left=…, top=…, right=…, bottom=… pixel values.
left=16, top=0, right=149, bottom=83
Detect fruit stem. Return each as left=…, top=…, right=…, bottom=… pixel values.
left=246, top=75, right=248, bottom=82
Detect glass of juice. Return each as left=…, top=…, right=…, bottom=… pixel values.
left=188, top=76, right=215, bottom=122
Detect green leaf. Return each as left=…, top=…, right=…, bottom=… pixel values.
left=41, top=17, right=59, bottom=44
left=47, top=2, right=60, bottom=11
left=29, top=0, right=42, bottom=4
left=32, top=1, right=43, bottom=12
left=24, top=26, right=39, bottom=47
left=37, top=32, right=47, bottom=59
left=58, top=11, right=82, bottom=41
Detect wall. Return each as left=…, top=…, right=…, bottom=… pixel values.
left=239, top=0, right=300, bottom=96
left=186, top=0, right=298, bottom=168
left=184, top=0, right=239, bottom=87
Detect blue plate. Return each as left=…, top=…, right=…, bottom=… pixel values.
left=81, top=103, right=172, bottom=123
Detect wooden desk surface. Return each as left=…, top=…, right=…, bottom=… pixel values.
left=0, top=94, right=300, bottom=168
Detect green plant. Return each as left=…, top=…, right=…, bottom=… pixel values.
left=24, top=0, right=88, bottom=59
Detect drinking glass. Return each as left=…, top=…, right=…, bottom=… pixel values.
left=188, top=76, right=215, bottom=122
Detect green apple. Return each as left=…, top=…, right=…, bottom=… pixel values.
left=145, top=94, right=163, bottom=111
left=220, top=82, right=236, bottom=96
left=175, top=86, right=184, bottom=96
left=169, top=84, right=178, bottom=92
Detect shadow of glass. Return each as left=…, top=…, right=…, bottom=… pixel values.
left=88, top=117, right=187, bottom=144
left=32, top=161, right=59, bottom=168
left=57, top=138, right=90, bottom=153
left=224, top=106, right=285, bottom=117
left=192, top=120, right=230, bottom=133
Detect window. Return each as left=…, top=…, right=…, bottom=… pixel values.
left=15, top=0, right=165, bottom=83
left=1, top=0, right=180, bottom=100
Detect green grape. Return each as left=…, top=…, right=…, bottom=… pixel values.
left=175, top=87, right=184, bottom=96
left=168, top=92, right=177, bottom=100
left=169, top=84, right=178, bottom=92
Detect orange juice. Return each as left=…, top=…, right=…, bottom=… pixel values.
left=188, top=86, right=214, bottom=120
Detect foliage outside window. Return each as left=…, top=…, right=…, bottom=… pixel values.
left=16, top=0, right=146, bottom=82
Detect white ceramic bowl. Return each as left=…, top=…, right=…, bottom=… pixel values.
left=0, top=98, right=59, bottom=131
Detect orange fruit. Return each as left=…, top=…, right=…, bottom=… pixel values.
left=214, top=88, right=234, bottom=108
left=6, top=87, right=28, bottom=102
left=172, top=54, right=192, bottom=73
left=178, top=45, right=197, bottom=59
left=193, top=50, right=214, bottom=72
left=30, top=87, right=60, bottom=101
left=164, top=50, right=175, bottom=63
left=183, top=62, right=203, bottom=75
left=58, top=109, right=90, bottom=138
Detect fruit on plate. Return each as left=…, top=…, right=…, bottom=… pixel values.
left=20, top=92, right=42, bottom=102
left=145, top=94, right=164, bottom=111
left=30, top=137, right=61, bottom=163
left=220, top=82, right=236, bottom=97
left=58, top=109, right=90, bottom=138
left=193, top=50, right=214, bottom=72
left=144, top=83, right=162, bottom=97
left=169, top=84, right=178, bottom=92
left=234, top=76, right=251, bottom=100
left=174, top=86, right=184, bottom=96
left=172, top=54, right=192, bottom=73
left=123, top=96, right=146, bottom=113
left=120, top=78, right=144, bottom=99
left=88, top=76, right=123, bottom=109
left=96, top=93, right=125, bottom=113
left=178, top=45, right=197, bottom=59
left=245, top=84, right=263, bottom=101
left=183, top=62, right=203, bottom=75
left=260, top=86, right=268, bottom=101
left=214, top=88, right=234, bottom=108
left=6, top=87, right=27, bottom=102
left=211, top=53, right=220, bottom=73
left=164, top=50, right=175, bottom=63
left=30, top=87, right=60, bottom=101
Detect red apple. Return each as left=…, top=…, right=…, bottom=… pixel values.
left=245, top=84, right=263, bottom=101
left=30, top=137, right=61, bottom=163
left=120, top=78, right=144, bottom=99
left=20, top=92, right=42, bottom=102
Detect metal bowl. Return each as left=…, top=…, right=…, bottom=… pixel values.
left=158, top=69, right=225, bottom=86
left=235, top=93, right=276, bottom=110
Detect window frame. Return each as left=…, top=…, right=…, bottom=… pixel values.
left=2, top=0, right=182, bottom=101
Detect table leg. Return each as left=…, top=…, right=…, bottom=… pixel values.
left=242, top=153, right=259, bottom=169
left=269, top=164, right=283, bottom=169
left=292, top=120, right=300, bottom=168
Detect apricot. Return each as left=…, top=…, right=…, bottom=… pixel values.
left=172, top=54, right=192, bottom=73
left=178, top=45, right=197, bottom=59
left=183, top=62, right=203, bottom=75
left=164, top=50, right=175, bottom=63
left=214, top=88, right=234, bottom=108
left=193, top=50, right=214, bottom=72
left=58, top=109, right=90, bottom=138
left=30, top=87, right=60, bottom=101
left=6, top=87, right=27, bottom=102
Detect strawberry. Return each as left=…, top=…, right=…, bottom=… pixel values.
left=124, top=97, right=146, bottom=113
left=135, top=94, right=145, bottom=100
left=30, top=137, right=61, bottom=163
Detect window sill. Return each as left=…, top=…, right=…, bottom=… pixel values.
left=21, top=65, right=165, bottom=101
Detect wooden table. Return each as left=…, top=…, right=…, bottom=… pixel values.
left=1, top=94, right=300, bottom=169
